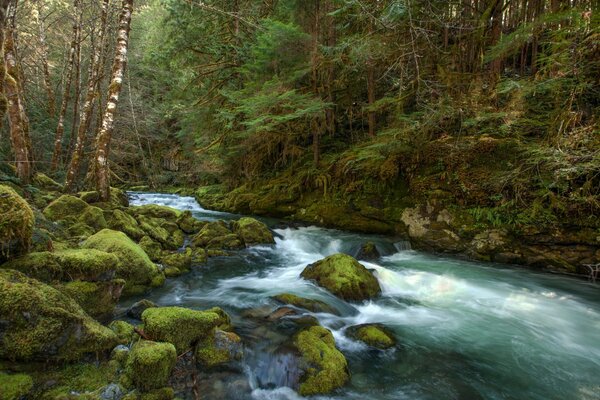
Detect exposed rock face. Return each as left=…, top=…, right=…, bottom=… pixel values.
left=293, top=326, right=349, bottom=396
left=300, top=253, right=381, bottom=301
left=141, top=306, right=231, bottom=353
left=83, top=229, right=165, bottom=295
left=232, top=217, right=275, bottom=246
left=347, top=324, right=396, bottom=349
left=0, top=269, right=118, bottom=361
left=125, top=340, right=177, bottom=392
left=0, top=185, right=34, bottom=261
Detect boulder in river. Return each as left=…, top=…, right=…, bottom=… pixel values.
left=83, top=229, right=165, bottom=296
left=141, top=306, right=231, bottom=353
left=195, top=329, right=243, bottom=368
left=346, top=324, right=396, bottom=349
left=232, top=217, right=275, bottom=246
left=0, top=269, right=118, bottom=361
left=356, top=241, right=381, bottom=260
left=192, top=221, right=244, bottom=250
left=272, top=293, right=339, bottom=315
left=125, top=340, right=177, bottom=392
left=0, top=185, right=34, bottom=261
left=300, top=253, right=381, bottom=301
left=293, top=326, right=349, bottom=396
left=127, top=299, right=158, bottom=320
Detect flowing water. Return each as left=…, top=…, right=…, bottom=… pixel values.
left=126, top=192, right=600, bottom=400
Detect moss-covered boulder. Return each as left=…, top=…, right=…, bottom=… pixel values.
left=138, top=236, right=162, bottom=262
left=356, top=241, right=381, bottom=260
left=191, top=221, right=243, bottom=250
left=176, top=210, right=205, bottom=234
left=125, top=340, right=177, bottom=392
left=79, top=187, right=129, bottom=209
left=141, top=306, right=231, bottom=353
left=127, top=299, right=158, bottom=320
left=0, top=185, right=34, bottom=260
left=0, top=269, right=118, bottom=361
left=135, top=215, right=185, bottom=250
left=43, top=194, right=90, bottom=222
left=78, top=206, right=108, bottom=231
left=109, top=320, right=138, bottom=344
left=293, top=326, right=349, bottom=396
left=129, top=204, right=181, bottom=220
left=0, top=372, right=33, bottom=400
left=83, top=229, right=164, bottom=295
left=232, top=217, right=275, bottom=247
left=272, top=293, right=339, bottom=315
left=3, top=249, right=118, bottom=282
left=57, top=279, right=124, bottom=319
left=300, top=254, right=381, bottom=301
left=346, top=324, right=396, bottom=349
left=161, top=249, right=192, bottom=277
left=32, top=172, right=63, bottom=191
left=106, top=209, right=146, bottom=240
left=195, top=329, right=243, bottom=368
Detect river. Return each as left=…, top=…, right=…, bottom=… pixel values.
left=124, top=192, right=600, bottom=400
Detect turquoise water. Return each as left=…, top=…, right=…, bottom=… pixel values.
left=126, top=193, right=600, bottom=400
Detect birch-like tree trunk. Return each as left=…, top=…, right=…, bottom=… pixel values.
left=93, top=0, right=133, bottom=201
left=35, top=0, right=55, bottom=117
left=67, top=14, right=82, bottom=158
left=64, top=0, right=110, bottom=192
left=50, top=0, right=80, bottom=172
left=0, top=0, right=10, bottom=130
left=4, top=0, right=32, bottom=183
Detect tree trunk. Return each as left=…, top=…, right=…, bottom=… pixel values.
left=51, top=0, right=80, bottom=172
left=0, top=0, right=9, bottom=131
left=4, top=0, right=32, bottom=183
left=64, top=0, right=110, bottom=192
left=67, top=13, right=82, bottom=160
left=35, top=0, right=55, bottom=117
left=92, top=0, right=133, bottom=201
left=311, top=0, right=321, bottom=167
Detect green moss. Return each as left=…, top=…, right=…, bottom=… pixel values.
left=129, top=204, right=181, bottom=220
left=300, top=253, right=381, bottom=301
left=356, top=241, right=380, bottom=260
left=0, top=269, right=118, bottom=361
left=191, top=221, right=233, bottom=248
left=79, top=187, right=129, bottom=209
left=135, top=215, right=184, bottom=250
left=0, top=372, right=33, bottom=400
left=57, top=279, right=124, bottom=318
left=231, top=217, right=275, bottom=246
left=125, top=340, right=177, bottom=392
left=141, top=306, right=230, bottom=353
left=161, top=249, right=192, bottom=273
left=0, top=185, right=34, bottom=260
left=272, top=293, right=339, bottom=315
left=109, top=320, right=138, bottom=344
left=195, top=329, right=242, bottom=368
left=83, top=229, right=164, bottom=296
left=43, top=195, right=90, bottom=222
left=37, top=362, right=118, bottom=399
left=3, top=249, right=119, bottom=282
left=32, top=172, right=63, bottom=191
left=293, top=326, right=349, bottom=396
left=78, top=206, right=108, bottom=232
left=347, top=324, right=396, bottom=349
left=67, top=222, right=95, bottom=238
left=138, top=236, right=163, bottom=261
left=106, top=209, right=146, bottom=240
left=176, top=211, right=205, bottom=234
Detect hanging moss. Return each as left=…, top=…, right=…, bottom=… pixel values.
left=293, top=326, right=349, bottom=396
left=0, top=269, right=118, bottom=361
left=0, top=185, right=34, bottom=260
left=125, top=340, right=177, bottom=392
left=83, top=229, right=164, bottom=296
left=300, top=253, right=381, bottom=301
left=141, top=306, right=230, bottom=353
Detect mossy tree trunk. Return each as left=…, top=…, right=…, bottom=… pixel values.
left=0, top=0, right=10, bottom=130
left=64, top=0, right=110, bottom=193
left=4, top=0, right=32, bottom=183
left=51, top=0, right=80, bottom=173
left=35, top=0, right=55, bottom=117
left=92, top=0, right=133, bottom=201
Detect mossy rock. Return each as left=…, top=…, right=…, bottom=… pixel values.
left=135, top=215, right=184, bottom=250
left=122, top=387, right=175, bottom=400
left=138, top=236, right=162, bottom=262
left=0, top=185, right=34, bottom=260
left=356, top=241, right=381, bottom=261
left=56, top=279, right=124, bottom=319
left=128, top=204, right=181, bottom=220
left=125, top=340, right=177, bottom=392
left=176, top=211, right=205, bottom=234
left=32, top=172, right=63, bottom=191
left=0, top=372, right=33, bottom=400
left=206, top=233, right=244, bottom=250
left=141, top=306, right=230, bottom=353
left=127, top=299, right=158, bottom=320
left=195, top=329, right=243, bottom=369
left=346, top=324, right=396, bottom=349
left=272, top=293, right=339, bottom=315
left=300, top=254, right=381, bottom=301
left=160, top=249, right=192, bottom=273
left=37, top=361, right=119, bottom=399
left=191, top=221, right=234, bottom=248
left=3, top=249, right=119, bottom=282
left=231, top=217, right=275, bottom=247
left=79, top=187, right=129, bottom=209
left=43, top=194, right=90, bottom=222
left=293, top=326, right=349, bottom=396
left=67, top=222, right=95, bottom=238
left=83, top=229, right=164, bottom=296
left=0, top=269, right=118, bottom=361
left=191, top=248, right=207, bottom=264
left=78, top=206, right=108, bottom=232
left=106, top=209, right=146, bottom=240
left=109, top=320, right=138, bottom=344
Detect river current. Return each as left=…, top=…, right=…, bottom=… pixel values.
left=125, top=192, right=600, bottom=400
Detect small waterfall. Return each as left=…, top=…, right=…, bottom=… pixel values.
left=393, top=240, right=412, bottom=251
